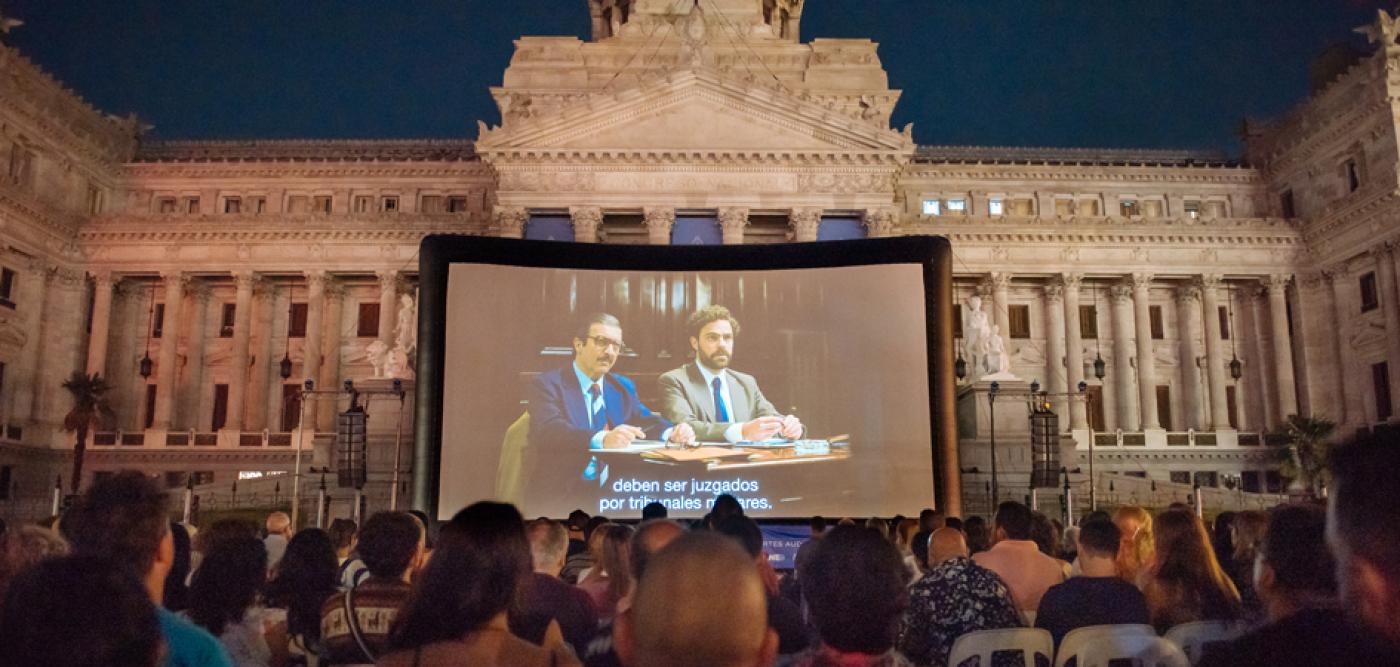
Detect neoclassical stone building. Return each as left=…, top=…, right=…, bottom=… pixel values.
left=0, top=1, right=1394, bottom=519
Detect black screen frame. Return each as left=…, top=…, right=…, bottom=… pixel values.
left=414, top=234, right=958, bottom=519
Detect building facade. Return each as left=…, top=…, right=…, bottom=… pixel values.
left=0, top=1, right=1394, bottom=519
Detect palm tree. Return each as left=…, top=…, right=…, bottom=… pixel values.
left=61, top=372, right=116, bottom=494
left=1273, top=414, right=1336, bottom=497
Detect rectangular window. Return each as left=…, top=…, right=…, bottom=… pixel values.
left=988, top=198, right=1004, bottom=216
left=182, top=197, right=200, bottom=214
left=357, top=303, right=380, bottom=338
left=1346, top=159, right=1361, bottom=193
left=251, top=197, right=266, bottom=214
left=420, top=195, right=444, bottom=213
left=152, top=303, right=166, bottom=339
left=1218, top=306, right=1230, bottom=340
left=1360, top=272, right=1379, bottom=313
left=1183, top=201, right=1201, bottom=219
left=1169, top=471, right=1191, bottom=485
left=1008, top=304, right=1031, bottom=339
left=211, top=384, right=229, bottom=431
left=281, top=384, right=302, bottom=431
left=354, top=195, right=372, bottom=213
left=1226, top=385, right=1239, bottom=429
left=157, top=197, right=177, bottom=214
left=223, top=197, right=241, bottom=214
left=1194, top=471, right=1219, bottom=488
left=1280, top=190, right=1295, bottom=218
left=1374, top=362, right=1392, bottom=421
left=447, top=196, right=469, bottom=213
left=1156, top=385, right=1173, bottom=430
left=945, top=198, right=966, bottom=214
left=219, top=303, right=236, bottom=338
left=382, top=196, right=399, bottom=212
left=1241, top=470, right=1261, bottom=493
left=921, top=199, right=941, bottom=216
left=287, top=303, right=308, bottom=338
left=313, top=195, right=332, bottom=213
left=1149, top=305, right=1164, bottom=339
left=0, top=267, right=15, bottom=305
left=1120, top=199, right=1140, bottom=216
left=1079, top=305, right=1098, bottom=339
left=144, top=385, right=158, bottom=429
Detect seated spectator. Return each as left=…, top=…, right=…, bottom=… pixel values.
left=898, top=527, right=1021, bottom=667
left=640, top=502, right=667, bottom=521
left=973, top=501, right=1066, bottom=615
left=564, top=516, right=610, bottom=585
left=788, top=525, right=912, bottom=666
left=716, top=515, right=811, bottom=656
left=1210, top=511, right=1236, bottom=570
left=1325, top=431, right=1400, bottom=656
left=381, top=501, right=578, bottom=666
left=0, top=555, right=164, bottom=667
left=1035, top=516, right=1149, bottom=645
left=908, top=509, right=940, bottom=573
left=61, top=471, right=232, bottom=667
left=711, top=493, right=745, bottom=526
left=264, top=528, right=339, bottom=663
left=615, top=532, right=776, bottom=667
left=1228, top=510, right=1267, bottom=620
left=320, top=511, right=424, bottom=666
left=565, top=510, right=590, bottom=557
left=522, top=518, right=598, bottom=655
left=1200, top=503, right=1396, bottom=666
left=263, top=512, right=292, bottom=570
left=186, top=533, right=285, bottom=667
left=581, top=518, right=684, bottom=667
left=578, top=523, right=634, bottom=621
left=0, top=523, right=69, bottom=600
left=1030, top=511, right=1072, bottom=578
left=1112, top=505, right=1154, bottom=585
left=1141, top=508, right=1242, bottom=633
left=962, top=516, right=990, bottom=554
left=328, top=518, right=367, bottom=590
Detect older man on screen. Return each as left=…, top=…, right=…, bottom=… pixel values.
left=659, top=305, right=803, bottom=443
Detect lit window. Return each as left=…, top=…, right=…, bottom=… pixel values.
left=946, top=199, right=966, bottom=214
left=988, top=198, right=1004, bottom=216
left=1120, top=199, right=1140, bottom=216
left=1183, top=201, right=1201, bottom=219
left=922, top=199, right=941, bottom=216
left=381, top=196, right=399, bottom=212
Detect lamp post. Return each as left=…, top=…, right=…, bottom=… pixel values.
left=1079, top=380, right=1097, bottom=510
left=988, top=380, right=1000, bottom=505
left=139, top=282, right=155, bottom=380
left=290, top=378, right=312, bottom=529
left=389, top=378, right=406, bottom=510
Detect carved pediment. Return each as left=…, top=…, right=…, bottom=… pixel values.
left=477, top=69, right=913, bottom=157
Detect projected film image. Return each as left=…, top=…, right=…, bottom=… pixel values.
left=439, top=263, right=934, bottom=519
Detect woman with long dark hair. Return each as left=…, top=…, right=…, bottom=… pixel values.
left=186, top=534, right=286, bottom=667
left=577, top=523, right=633, bottom=621
left=264, top=528, right=338, bottom=665
left=1142, top=508, right=1243, bottom=633
left=381, top=501, right=579, bottom=666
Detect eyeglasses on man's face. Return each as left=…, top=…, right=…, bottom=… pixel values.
left=586, top=335, right=624, bottom=352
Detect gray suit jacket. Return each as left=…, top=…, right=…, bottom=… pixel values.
left=658, top=362, right=781, bottom=442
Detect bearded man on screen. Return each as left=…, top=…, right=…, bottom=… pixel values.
left=527, top=313, right=695, bottom=489
left=659, top=305, right=803, bottom=443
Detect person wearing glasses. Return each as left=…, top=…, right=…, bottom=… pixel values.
left=659, top=305, right=803, bottom=444
left=526, top=313, right=695, bottom=490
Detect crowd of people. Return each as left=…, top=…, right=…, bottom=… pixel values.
left=1, top=431, right=1399, bottom=667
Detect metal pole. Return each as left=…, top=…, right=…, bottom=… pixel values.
left=390, top=389, right=405, bottom=510
left=315, top=472, right=327, bottom=529
left=50, top=475, right=62, bottom=516
left=988, top=382, right=999, bottom=504
left=1193, top=482, right=1204, bottom=519
left=182, top=476, right=194, bottom=524
left=291, top=379, right=313, bottom=530
left=1030, top=487, right=1038, bottom=511
left=353, top=487, right=364, bottom=523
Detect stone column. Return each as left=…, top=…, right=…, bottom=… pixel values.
left=569, top=206, right=602, bottom=243
left=986, top=273, right=1012, bottom=345
left=1247, top=286, right=1278, bottom=427
left=1200, top=275, right=1232, bottom=431
left=643, top=207, right=675, bottom=245
left=151, top=271, right=187, bottom=430
left=33, top=266, right=88, bottom=433
left=1325, top=268, right=1362, bottom=429
left=224, top=271, right=256, bottom=431
left=718, top=207, right=749, bottom=245
left=790, top=208, right=822, bottom=242
left=1109, top=281, right=1139, bottom=431
left=864, top=207, right=898, bottom=238
left=85, top=271, right=119, bottom=378
left=246, top=278, right=276, bottom=431
left=1060, top=273, right=1087, bottom=429
left=176, top=283, right=210, bottom=431
left=1175, top=284, right=1205, bottom=430
left=317, top=280, right=345, bottom=431
left=1044, top=282, right=1068, bottom=423
left=1266, top=274, right=1298, bottom=422
left=1372, top=244, right=1400, bottom=417
left=6, top=259, right=48, bottom=425
left=493, top=206, right=527, bottom=239
left=302, top=272, right=327, bottom=389
left=1130, top=273, right=1160, bottom=429
left=377, top=270, right=400, bottom=348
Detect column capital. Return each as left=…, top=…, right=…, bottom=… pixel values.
left=492, top=206, right=528, bottom=237
left=322, top=278, right=347, bottom=300
left=1321, top=263, right=1349, bottom=283
left=1369, top=241, right=1397, bottom=260
left=89, top=269, right=120, bottom=288
left=1298, top=271, right=1326, bottom=291
left=305, top=270, right=328, bottom=294
left=717, top=207, right=750, bottom=232
left=863, top=207, right=898, bottom=237
left=1129, top=272, right=1154, bottom=290
left=1175, top=283, right=1202, bottom=303
left=185, top=280, right=212, bottom=303
left=569, top=206, right=603, bottom=230
left=789, top=207, right=823, bottom=241
left=1264, top=273, right=1292, bottom=293
left=987, top=272, right=1012, bottom=290
left=1109, top=282, right=1133, bottom=302
left=1198, top=273, right=1225, bottom=291
left=1058, top=272, right=1083, bottom=290
left=231, top=271, right=258, bottom=292
left=642, top=207, right=676, bottom=230
left=376, top=269, right=401, bottom=291
left=1044, top=282, right=1064, bottom=303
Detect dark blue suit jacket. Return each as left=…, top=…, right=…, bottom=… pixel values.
left=527, top=365, right=671, bottom=476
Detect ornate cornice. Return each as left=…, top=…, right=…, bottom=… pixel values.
left=903, top=163, right=1262, bottom=185
left=0, top=46, right=140, bottom=166
left=914, top=145, right=1238, bottom=167
left=121, top=161, right=493, bottom=179
left=79, top=214, right=486, bottom=244
left=133, top=138, right=478, bottom=163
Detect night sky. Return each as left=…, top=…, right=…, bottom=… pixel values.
left=4, top=1, right=1393, bottom=153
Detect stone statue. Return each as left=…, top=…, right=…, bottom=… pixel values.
left=394, top=293, right=416, bottom=355
left=365, top=340, right=391, bottom=379
left=963, top=295, right=991, bottom=373
left=1355, top=9, right=1400, bottom=46
left=985, top=325, right=1012, bottom=376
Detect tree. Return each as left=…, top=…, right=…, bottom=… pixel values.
left=1272, top=414, right=1336, bottom=497
left=61, top=372, right=116, bottom=494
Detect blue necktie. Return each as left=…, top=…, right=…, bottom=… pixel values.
left=589, top=384, right=607, bottom=431
left=712, top=376, right=730, bottom=422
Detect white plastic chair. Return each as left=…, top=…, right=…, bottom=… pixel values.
left=1078, top=634, right=1188, bottom=667
left=1164, top=620, right=1246, bottom=665
left=1055, top=624, right=1156, bottom=667
left=949, top=628, right=1054, bottom=667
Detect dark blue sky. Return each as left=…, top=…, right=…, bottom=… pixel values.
left=4, top=1, right=1391, bottom=153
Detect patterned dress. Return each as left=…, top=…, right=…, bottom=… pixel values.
left=896, top=557, right=1024, bottom=667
